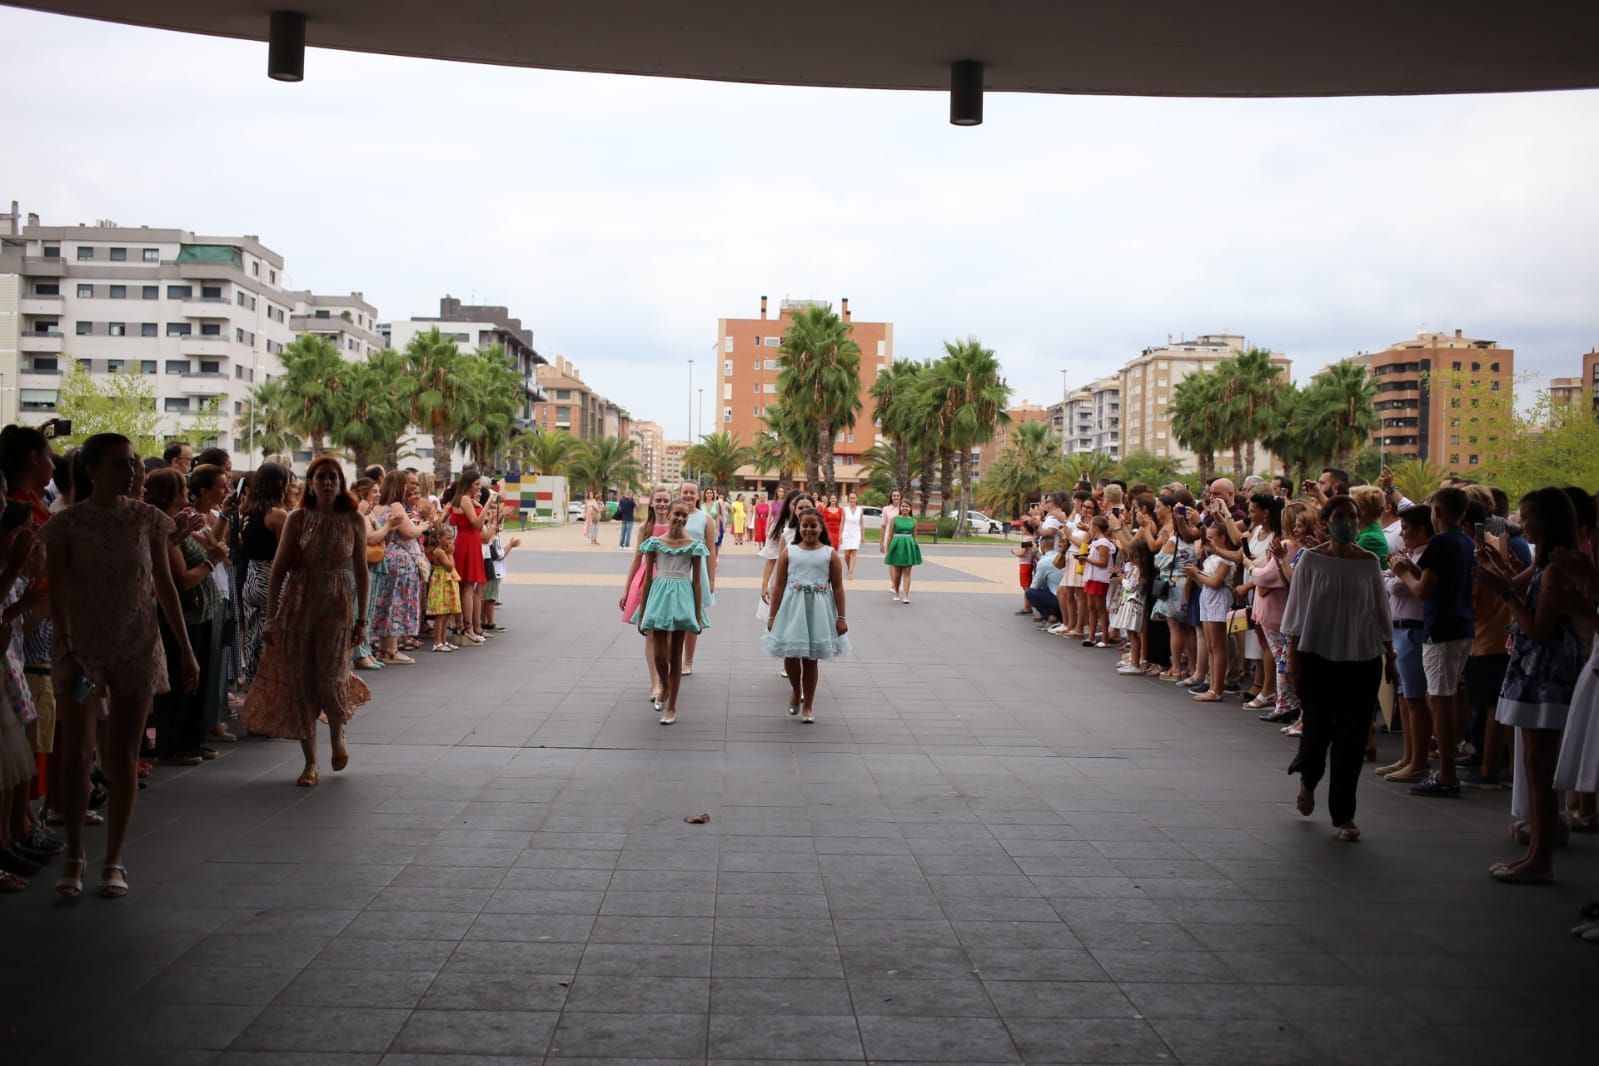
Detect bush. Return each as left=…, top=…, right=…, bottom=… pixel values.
left=936, top=517, right=957, bottom=540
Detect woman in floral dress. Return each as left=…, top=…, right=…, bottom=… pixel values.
left=372, top=470, right=426, bottom=664
left=242, top=456, right=371, bottom=787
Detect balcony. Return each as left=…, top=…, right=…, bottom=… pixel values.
left=22, top=257, right=66, bottom=277
left=20, top=333, right=64, bottom=353
left=179, top=336, right=232, bottom=357
left=19, top=296, right=63, bottom=314
left=182, top=299, right=232, bottom=320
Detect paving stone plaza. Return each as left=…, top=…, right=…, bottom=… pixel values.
left=3, top=525, right=1596, bottom=1065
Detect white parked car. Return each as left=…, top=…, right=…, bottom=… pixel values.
left=950, top=509, right=1004, bottom=534
left=567, top=501, right=585, bottom=521
left=860, top=505, right=883, bottom=531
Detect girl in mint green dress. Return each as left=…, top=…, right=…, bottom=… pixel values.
left=634, top=503, right=706, bottom=724
left=764, top=511, right=849, bottom=723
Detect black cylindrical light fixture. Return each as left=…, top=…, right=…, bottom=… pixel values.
left=268, top=11, right=306, bottom=82
left=950, top=60, right=983, bottom=126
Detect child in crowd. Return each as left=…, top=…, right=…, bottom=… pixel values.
left=1082, top=515, right=1115, bottom=647
left=481, top=524, right=521, bottom=633
left=1013, top=519, right=1040, bottom=616
left=635, top=502, right=707, bottom=725
left=1186, top=521, right=1237, bottom=702
left=764, top=509, right=850, bottom=723
left=426, top=524, right=461, bottom=653
left=1114, top=538, right=1152, bottom=676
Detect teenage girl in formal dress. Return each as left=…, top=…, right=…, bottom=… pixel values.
left=764, top=510, right=849, bottom=723
left=635, top=502, right=706, bottom=724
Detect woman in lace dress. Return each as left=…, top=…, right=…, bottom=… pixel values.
left=242, top=456, right=371, bottom=787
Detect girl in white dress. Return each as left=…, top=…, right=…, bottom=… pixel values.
left=839, top=492, right=864, bottom=579
left=764, top=511, right=849, bottom=722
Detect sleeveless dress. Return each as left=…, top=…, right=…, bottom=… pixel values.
left=634, top=538, right=709, bottom=632
left=1556, top=615, right=1599, bottom=793
left=1495, top=570, right=1582, bottom=731
left=763, top=544, right=851, bottom=660
left=884, top=515, right=923, bottom=567
left=374, top=523, right=422, bottom=638
left=620, top=521, right=670, bottom=623
left=752, top=502, right=769, bottom=545
left=840, top=506, right=863, bottom=551
left=732, top=500, right=747, bottom=535
left=822, top=507, right=843, bottom=547
left=242, top=510, right=372, bottom=740
left=684, top=509, right=716, bottom=609
left=449, top=506, right=487, bottom=583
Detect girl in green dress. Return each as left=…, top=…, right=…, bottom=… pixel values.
left=635, top=502, right=707, bottom=724
left=884, top=507, right=923, bottom=604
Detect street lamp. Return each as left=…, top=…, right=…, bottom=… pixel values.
left=697, top=388, right=704, bottom=439
left=686, top=358, right=694, bottom=443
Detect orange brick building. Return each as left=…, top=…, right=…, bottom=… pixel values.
left=1359, top=329, right=1514, bottom=467
left=714, top=297, right=893, bottom=488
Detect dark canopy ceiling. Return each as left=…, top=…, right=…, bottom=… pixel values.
left=9, top=0, right=1599, bottom=97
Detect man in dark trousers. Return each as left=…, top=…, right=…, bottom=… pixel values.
left=615, top=491, right=637, bottom=550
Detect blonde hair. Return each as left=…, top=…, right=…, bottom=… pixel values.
left=1102, top=484, right=1124, bottom=505
left=1283, top=500, right=1312, bottom=536
left=1464, top=483, right=1494, bottom=513
left=1350, top=484, right=1384, bottom=524
left=416, top=471, right=436, bottom=498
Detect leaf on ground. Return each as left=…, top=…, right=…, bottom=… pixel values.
left=683, top=812, right=711, bottom=824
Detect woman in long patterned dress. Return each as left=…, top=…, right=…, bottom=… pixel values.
left=242, top=456, right=371, bottom=787
left=372, top=470, right=426, bottom=664
left=44, top=434, right=197, bottom=898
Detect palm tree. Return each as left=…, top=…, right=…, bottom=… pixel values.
left=777, top=305, right=863, bottom=497
left=1308, top=360, right=1377, bottom=467
left=234, top=378, right=301, bottom=462
left=1116, top=449, right=1184, bottom=487
left=752, top=401, right=808, bottom=497
left=454, top=345, right=525, bottom=470
left=927, top=339, right=1011, bottom=536
left=870, top=359, right=925, bottom=493
left=1388, top=458, right=1449, bottom=504
left=683, top=431, right=753, bottom=492
left=1215, top=347, right=1285, bottom=476
left=404, top=327, right=464, bottom=483
left=976, top=421, right=1059, bottom=516
left=1168, top=371, right=1225, bottom=480
left=337, top=351, right=412, bottom=470
left=567, top=436, right=643, bottom=496
left=277, top=334, right=351, bottom=456
left=506, top=427, right=577, bottom=477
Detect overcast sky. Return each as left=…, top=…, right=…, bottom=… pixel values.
left=5, top=8, right=1597, bottom=439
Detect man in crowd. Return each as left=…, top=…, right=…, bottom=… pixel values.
left=164, top=440, right=194, bottom=475
left=615, top=489, right=636, bottom=550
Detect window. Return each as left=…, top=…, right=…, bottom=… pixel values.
left=237, top=292, right=246, bottom=306
left=108, top=322, right=126, bottom=337
left=75, top=321, right=93, bottom=336
left=269, top=269, right=276, bottom=284
left=1491, top=362, right=1500, bottom=372
left=34, top=282, right=59, bottom=296
left=142, top=285, right=158, bottom=300
left=753, top=360, right=761, bottom=370
left=765, top=359, right=779, bottom=370
left=723, top=337, right=734, bottom=353
left=30, top=357, right=59, bottom=373
left=167, top=285, right=191, bottom=299
left=1452, top=361, right=1461, bottom=371
left=1471, top=362, right=1481, bottom=372
left=199, top=360, right=221, bottom=374
left=313, top=309, right=330, bottom=319
left=108, top=247, right=127, bottom=262
left=106, top=359, right=124, bottom=372
left=1450, top=454, right=1460, bottom=465
left=251, top=261, right=260, bottom=277
left=723, top=384, right=732, bottom=400
left=166, top=323, right=191, bottom=337
left=722, top=407, right=732, bottom=423
left=1469, top=454, right=1480, bottom=466
left=140, top=323, right=157, bottom=338
left=234, top=402, right=243, bottom=415
left=110, top=285, right=127, bottom=299
left=201, top=286, right=222, bottom=300
left=165, top=360, right=189, bottom=374
left=140, top=360, right=156, bottom=375
left=1490, top=380, right=1500, bottom=391
left=164, top=398, right=189, bottom=413
left=42, top=244, right=60, bottom=258
left=19, top=389, right=57, bottom=412
left=200, top=324, right=222, bottom=337
left=723, top=360, right=732, bottom=376
left=876, top=340, right=886, bottom=357
left=76, top=284, right=94, bottom=298
left=76, top=246, right=95, bottom=260
left=763, top=383, right=776, bottom=394
left=142, top=248, right=159, bottom=262
left=235, top=328, right=244, bottom=342
left=764, top=337, right=780, bottom=347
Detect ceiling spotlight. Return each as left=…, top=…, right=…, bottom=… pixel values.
left=268, top=10, right=306, bottom=82
left=950, top=60, right=983, bottom=126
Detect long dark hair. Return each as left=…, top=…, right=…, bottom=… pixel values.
left=243, top=461, right=289, bottom=517
left=1125, top=534, right=1155, bottom=598
left=143, top=468, right=187, bottom=513
left=1521, top=487, right=1578, bottom=570
left=785, top=493, right=816, bottom=534
left=447, top=467, right=482, bottom=510
left=72, top=432, right=131, bottom=500
left=770, top=489, right=805, bottom=540
left=793, top=506, right=832, bottom=547
left=1251, top=492, right=1284, bottom=536
left=0, top=425, right=49, bottom=490
left=301, top=455, right=356, bottom=512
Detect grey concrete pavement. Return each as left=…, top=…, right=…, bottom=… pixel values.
left=2, top=538, right=1595, bottom=1064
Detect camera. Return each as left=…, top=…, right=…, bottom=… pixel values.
left=41, top=417, right=72, bottom=440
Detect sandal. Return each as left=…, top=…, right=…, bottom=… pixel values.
left=1336, top=824, right=1361, bottom=843
left=1192, top=691, right=1223, bottom=703
left=431, top=643, right=456, bottom=653
left=381, top=654, right=416, bottom=665
left=1490, top=862, right=1552, bottom=884
left=1243, top=696, right=1272, bottom=710
left=56, top=855, right=86, bottom=897
left=682, top=663, right=693, bottom=675
left=209, top=726, right=237, bottom=743
left=1296, top=785, right=1315, bottom=817
left=98, top=862, right=129, bottom=899
left=297, top=765, right=319, bottom=788
left=0, top=871, right=26, bottom=893
left=84, top=809, right=104, bottom=827
left=332, top=739, right=350, bottom=773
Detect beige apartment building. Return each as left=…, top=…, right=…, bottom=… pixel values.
left=383, top=295, right=545, bottom=423
left=1549, top=377, right=1583, bottom=410
left=1061, top=377, right=1122, bottom=457
left=661, top=440, right=689, bottom=486
left=289, top=291, right=384, bottom=359
left=1119, top=333, right=1290, bottom=474
left=631, top=419, right=665, bottom=485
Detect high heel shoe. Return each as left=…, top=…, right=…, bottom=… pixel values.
left=296, top=765, right=320, bottom=787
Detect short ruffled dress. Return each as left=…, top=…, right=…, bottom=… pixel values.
left=1555, top=637, right=1599, bottom=793
left=684, top=510, right=716, bottom=610
left=763, top=544, right=851, bottom=660
left=427, top=567, right=461, bottom=616
left=634, top=538, right=708, bottom=633
left=1495, top=571, right=1581, bottom=731
left=621, top=522, right=670, bottom=623
left=883, top=516, right=923, bottom=567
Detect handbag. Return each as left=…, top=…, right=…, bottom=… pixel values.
left=366, top=541, right=385, bottom=565
left=1225, top=607, right=1251, bottom=635
left=1151, top=549, right=1178, bottom=602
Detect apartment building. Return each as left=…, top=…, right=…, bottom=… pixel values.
left=1061, top=378, right=1122, bottom=458
left=530, top=356, right=621, bottom=442
left=1, top=206, right=321, bottom=462
left=714, top=296, right=891, bottom=483
left=384, top=295, right=545, bottom=421
left=1583, top=350, right=1599, bottom=413
left=0, top=265, right=19, bottom=427
left=1549, top=377, right=1583, bottom=410
left=661, top=440, right=689, bottom=486
left=1357, top=330, right=1513, bottom=465
left=1119, top=333, right=1290, bottom=473
left=631, top=419, right=665, bottom=485
left=975, top=402, right=1052, bottom=475
left=288, top=291, right=384, bottom=359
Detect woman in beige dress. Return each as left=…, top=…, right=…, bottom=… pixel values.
left=242, top=456, right=371, bottom=786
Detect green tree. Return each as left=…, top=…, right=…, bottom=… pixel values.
left=752, top=401, right=808, bottom=498
left=337, top=351, right=413, bottom=470
left=1168, top=371, right=1225, bottom=480
left=54, top=360, right=163, bottom=458
left=1388, top=458, right=1450, bottom=504
left=277, top=334, right=352, bottom=456
left=1116, top=449, right=1184, bottom=487
left=777, top=304, right=863, bottom=497
left=1497, top=397, right=1599, bottom=498
left=1215, top=347, right=1286, bottom=476
left=506, top=427, right=578, bottom=477
left=454, top=345, right=525, bottom=470
left=926, top=338, right=1011, bottom=536
left=567, top=436, right=643, bottom=496
left=869, top=359, right=925, bottom=494
left=404, top=327, right=465, bottom=484
left=1306, top=360, right=1377, bottom=468
left=234, top=378, right=301, bottom=462
left=683, top=431, right=753, bottom=492
left=1259, top=384, right=1324, bottom=483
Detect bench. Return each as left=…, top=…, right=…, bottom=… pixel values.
left=913, top=519, right=939, bottom=543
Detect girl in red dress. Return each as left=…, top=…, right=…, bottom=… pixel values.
left=752, top=495, right=770, bottom=546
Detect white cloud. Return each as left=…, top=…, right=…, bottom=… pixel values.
left=4, top=9, right=1597, bottom=435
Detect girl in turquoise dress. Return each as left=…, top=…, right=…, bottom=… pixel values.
left=884, top=508, right=923, bottom=604
left=635, top=502, right=707, bottom=725
left=679, top=482, right=718, bottom=675
left=764, top=511, right=849, bottom=723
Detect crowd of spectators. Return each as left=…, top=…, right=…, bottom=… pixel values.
left=0, top=421, right=518, bottom=897
left=1014, top=466, right=1599, bottom=933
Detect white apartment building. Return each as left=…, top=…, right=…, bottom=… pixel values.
left=1118, top=333, right=1291, bottom=472
left=0, top=204, right=379, bottom=465
left=383, top=295, right=544, bottom=422
left=631, top=419, right=665, bottom=486
left=289, top=291, right=384, bottom=359
left=1061, top=377, right=1121, bottom=457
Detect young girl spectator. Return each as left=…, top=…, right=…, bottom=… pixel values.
left=635, top=502, right=707, bottom=725
left=1186, top=521, right=1237, bottom=702
left=1113, top=537, right=1152, bottom=675
left=1239, top=494, right=1286, bottom=712
left=1013, top=522, right=1040, bottom=616
left=1081, top=515, right=1114, bottom=647
left=426, top=524, right=462, bottom=653
left=764, top=509, right=850, bottom=722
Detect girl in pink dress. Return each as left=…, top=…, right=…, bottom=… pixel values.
left=618, top=487, right=674, bottom=708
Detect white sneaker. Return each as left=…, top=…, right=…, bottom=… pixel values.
left=1116, top=663, right=1142, bottom=675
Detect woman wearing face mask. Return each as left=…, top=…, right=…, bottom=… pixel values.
left=1280, top=495, right=1396, bottom=843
